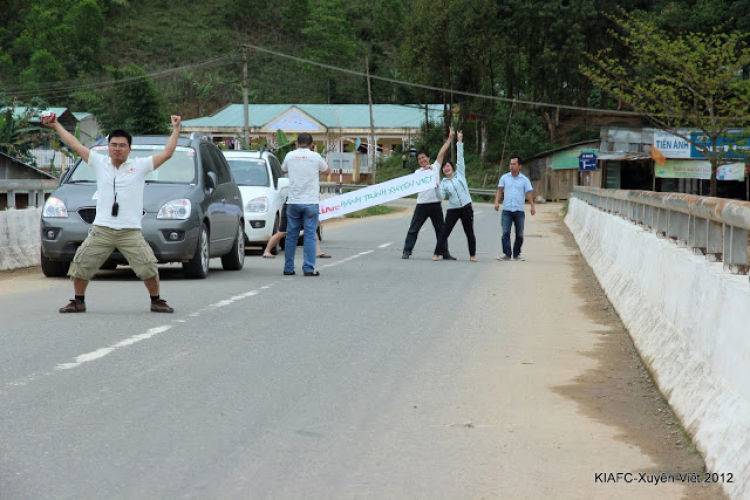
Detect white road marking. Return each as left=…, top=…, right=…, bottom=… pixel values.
left=11, top=246, right=387, bottom=386
left=56, top=326, right=173, bottom=370
left=53, top=289, right=268, bottom=372
left=378, top=242, right=393, bottom=248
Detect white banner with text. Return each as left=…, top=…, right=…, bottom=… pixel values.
left=318, top=169, right=438, bottom=221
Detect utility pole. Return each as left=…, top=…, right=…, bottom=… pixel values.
left=366, top=56, right=376, bottom=184
left=242, top=47, right=249, bottom=149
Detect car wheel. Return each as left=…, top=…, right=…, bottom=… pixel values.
left=221, top=223, right=245, bottom=271
left=40, top=250, right=70, bottom=278
left=183, top=223, right=209, bottom=279
left=269, top=214, right=280, bottom=256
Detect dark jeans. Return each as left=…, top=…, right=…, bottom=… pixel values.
left=501, top=210, right=525, bottom=258
left=436, top=204, right=476, bottom=257
left=403, top=202, right=448, bottom=256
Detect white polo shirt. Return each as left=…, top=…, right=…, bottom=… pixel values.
left=88, top=152, right=154, bottom=229
left=282, top=148, right=328, bottom=204
left=415, top=161, right=442, bottom=204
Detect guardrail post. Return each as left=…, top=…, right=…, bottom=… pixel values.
left=643, top=204, right=653, bottom=230
left=654, top=207, right=667, bottom=237
left=723, top=225, right=749, bottom=273
left=671, top=211, right=690, bottom=245
left=707, top=221, right=723, bottom=261
left=690, top=216, right=707, bottom=254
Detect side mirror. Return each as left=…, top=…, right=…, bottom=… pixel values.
left=206, top=171, right=218, bottom=191
left=277, top=177, right=289, bottom=199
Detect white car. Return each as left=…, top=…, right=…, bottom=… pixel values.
left=222, top=149, right=288, bottom=254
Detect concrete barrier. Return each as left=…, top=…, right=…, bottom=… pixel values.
left=566, top=198, right=750, bottom=499
left=0, top=208, right=41, bottom=271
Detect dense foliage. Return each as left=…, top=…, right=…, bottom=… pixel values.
left=1, top=0, right=748, bottom=181
left=582, top=10, right=750, bottom=196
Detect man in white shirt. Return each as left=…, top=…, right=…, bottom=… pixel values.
left=45, top=115, right=182, bottom=313
left=281, top=133, right=330, bottom=276
left=494, top=157, right=536, bottom=261
left=401, top=131, right=455, bottom=260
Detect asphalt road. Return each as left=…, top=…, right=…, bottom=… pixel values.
left=0, top=202, right=707, bottom=499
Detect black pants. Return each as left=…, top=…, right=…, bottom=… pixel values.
left=403, top=202, right=448, bottom=256
left=436, top=204, right=476, bottom=257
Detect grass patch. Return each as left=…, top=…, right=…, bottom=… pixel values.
left=344, top=205, right=395, bottom=218
left=561, top=201, right=569, bottom=217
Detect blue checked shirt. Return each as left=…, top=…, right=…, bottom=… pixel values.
left=498, top=171, right=533, bottom=212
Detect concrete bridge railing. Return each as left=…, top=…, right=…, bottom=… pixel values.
left=573, top=186, right=750, bottom=275
left=566, top=190, right=750, bottom=500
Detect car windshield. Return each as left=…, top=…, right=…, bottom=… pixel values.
left=67, top=145, right=197, bottom=183
left=225, top=158, right=270, bottom=187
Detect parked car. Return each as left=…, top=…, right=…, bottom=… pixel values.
left=40, top=134, right=245, bottom=279
left=222, top=148, right=288, bottom=254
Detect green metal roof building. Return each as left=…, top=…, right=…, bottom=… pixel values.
left=181, top=103, right=444, bottom=155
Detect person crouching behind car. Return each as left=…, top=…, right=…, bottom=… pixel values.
left=44, top=114, right=182, bottom=313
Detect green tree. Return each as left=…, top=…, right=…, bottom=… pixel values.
left=61, top=0, right=105, bottom=75
left=19, top=49, right=66, bottom=92
left=74, top=63, right=170, bottom=135
left=301, top=0, right=359, bottom=103
left=0, top=103, right=46, bottom=165
left=582, top=10, right=750, bottom=196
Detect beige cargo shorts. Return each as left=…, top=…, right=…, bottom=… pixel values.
left=71, top=225, right=158, bottom=281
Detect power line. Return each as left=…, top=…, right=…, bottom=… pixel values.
left=4, top=44, right=641, bottom=118
left=2, top=55, right=236, bottom=100
left=242, top=44, right=645, bottom=117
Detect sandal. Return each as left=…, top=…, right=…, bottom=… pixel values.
left=304, top=271, right=320, bottom=277
left=262, top=254, right=275, bottom=259
left=317, top=253, right=332, bottom=259
left=470, top=256, right=477, bottom=262
left=432, top=255, right=439, bottom=261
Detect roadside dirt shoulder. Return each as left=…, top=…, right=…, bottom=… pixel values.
left=548, top=203, right=727, bottom=500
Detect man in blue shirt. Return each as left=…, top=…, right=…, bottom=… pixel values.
left=494, top=157, right=536, bottom=261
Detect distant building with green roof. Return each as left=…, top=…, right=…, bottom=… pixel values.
left=181, top=103, right=444, bottom=157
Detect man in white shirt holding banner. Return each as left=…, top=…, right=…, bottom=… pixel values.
left=400, top=132, right=455, bottom=260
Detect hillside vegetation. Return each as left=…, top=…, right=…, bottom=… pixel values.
left=2, top=0, right=749, bottom=183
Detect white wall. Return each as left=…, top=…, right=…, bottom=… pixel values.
left=0, top=208, right=41, bottom=271
left=566, top=198, right=750, bottom=500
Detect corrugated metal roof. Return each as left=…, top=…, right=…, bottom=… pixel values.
left=1, top=106, right=69, bottom=120
left=597, top=151, right=652, bottom=161
left=0, top=150, right=57, bottom=178
left=182, top=104, right=444, bottom=129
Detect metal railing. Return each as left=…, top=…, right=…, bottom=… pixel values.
left=572, top=186, right=750, bottom=274
left=0, top=179, right=59, bottom=209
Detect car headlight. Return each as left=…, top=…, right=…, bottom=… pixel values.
left=157, top=199, right=191, bottom=219
left=245, top=196, right=269, bottom=214
left=42, top=197, right=68, bottom=218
